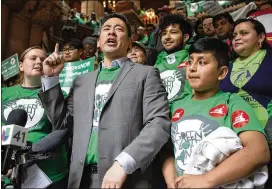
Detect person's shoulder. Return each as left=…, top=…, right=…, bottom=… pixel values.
left=2, top=85, right=20, bottom=93
left=2, top=85, right=21, bottom=100
left=225, top=92, right=257, bottom=115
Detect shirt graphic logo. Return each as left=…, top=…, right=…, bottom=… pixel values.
left=165, top=54, right=176, bottom=64
left=209, top=104, right=228, bottom=118
left=93, top=82, right=112, bottom=129
left=232, top=110, right=249, bottom=128
left=2, top=128, right=10, bottom=142
left=172, top=109, right=184, bottom=122
left=160, top=69, right=185, bottom=101
left=3, top=99, right=44, bottom=130
left=171, top=115, right=220, bottom=175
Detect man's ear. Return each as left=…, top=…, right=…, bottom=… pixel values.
left=218, top=66, right=228, bottom=81
left=127, top=38, right=132, bottom=51
left=19, top=62, right=24, bottom=72
left=183, top=34, right=190, bottom=45
left=97, top=37, right=100, bottom=49
left=79, top=49, right=83, bottom=56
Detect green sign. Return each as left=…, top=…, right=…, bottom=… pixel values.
left=1, top=54, right=20, bottom=81
left=185, top=0, right=231, bottom=16
left=59, top=57, right=95, bottom=95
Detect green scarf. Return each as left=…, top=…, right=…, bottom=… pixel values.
left=155, top=50, right=189, bottom=70
left=231, top=50, right=266, bottom=88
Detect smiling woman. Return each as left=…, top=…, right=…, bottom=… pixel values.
left=220, top=18, right=272, bottom=146
left=1, top=46, right=68, bottom=189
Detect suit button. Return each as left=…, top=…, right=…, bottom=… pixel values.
left=80, top=160, right=83, bottom=165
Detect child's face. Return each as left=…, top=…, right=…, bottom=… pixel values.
left=187, top=52, right=227, bottom=92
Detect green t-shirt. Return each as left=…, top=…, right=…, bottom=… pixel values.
left=170, top=91, right=264, bottom=176
left=1, top=85, right=68, bottom=182
left=85, top=66, right=121, bottom=164
left=139, top=35, right=149, bottom=45
left=73, top=17, right=85, bottom=25
left=230, top=50, right=271, bottom=127
left=155, top=50, right=192, bottom=102
left=86, top=20, right=100, bottom=31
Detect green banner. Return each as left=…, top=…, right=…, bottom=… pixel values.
left=1, top=54, right=19, bottom=81
left=59, top=57, right=95, bottom=95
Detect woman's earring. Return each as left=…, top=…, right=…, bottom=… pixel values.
left=259, top=41, right=262, bottom=48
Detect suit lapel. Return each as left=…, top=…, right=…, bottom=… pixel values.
left=79, top=69, right=99, bottom=145
left=101, top=61, right=134, bottom=115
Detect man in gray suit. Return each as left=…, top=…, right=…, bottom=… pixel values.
left=40, top=13, right=171, bottom=188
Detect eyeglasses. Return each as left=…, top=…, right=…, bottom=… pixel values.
left=61, top=47, right=77, bottom=53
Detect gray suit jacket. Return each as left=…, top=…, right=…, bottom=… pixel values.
left=39, top=60, right=171, bottom=188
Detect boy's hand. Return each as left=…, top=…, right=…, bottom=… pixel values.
left=175, top=174, right=213, bottom=188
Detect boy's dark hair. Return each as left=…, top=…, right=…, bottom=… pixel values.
left=213, top=12, right=234, bottom=26
left=62, top=38, right=83, bottom=50
left=189, top=38, right=229, bottom=68
left=159, top=14, right=193, bottom=39
left=100, top=13, right=131, bottom=37
left=234, top=19, right=271, bottom=49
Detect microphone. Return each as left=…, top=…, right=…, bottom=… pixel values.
left=32, top=128, right=68, bottom=153
left=1, top=109, right=28, bottom=175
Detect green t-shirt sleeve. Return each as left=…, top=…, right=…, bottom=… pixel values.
left=228, top=94, right=265, bottom=135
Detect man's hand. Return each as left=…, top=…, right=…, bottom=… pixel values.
left=175, top=174, right=213, bottom=188
left=42, top=43, right=64, bottom=77
left=101, top=161, right=127, bottom=188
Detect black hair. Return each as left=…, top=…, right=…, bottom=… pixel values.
left=202, top=16, right=214, bottom=23
left=213, top=12, right=234, bottom=26
left=234, top=19, right=271, bottom=49
left=260, top=1, right=272, bottom=8
left=189, top=38, right=229, bottom=68
left=146, top=24, right=155, bottom=29
left=62, top=38, right=83, bottom=50
left=100, top=13, right=131, bottom=37
left=194, top=18, right=203, bottom=36
left=159, top=14, right=193, bottom=39
left=246, top=9, right=258, bottom=18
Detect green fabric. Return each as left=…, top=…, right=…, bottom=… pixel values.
left=155, top=50, right=192, bottom=102
left=1, top=85, right=68, bottom=182
left=140, top=35, right=149, bottom=45
left=231, top=50, right=266, bottom=88
left=73, top=17, right=85, bottom=25
left=170, top=91, right=264, bottom=176
left=231, top=50, right=267, bottom=127
left=86, top=20, right=100, bottom=31
left=148, top=32, right=155, bottom=48
left=85, top=66, right=121, bottom=164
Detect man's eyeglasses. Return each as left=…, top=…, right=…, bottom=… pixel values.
left=61, top=47, right=77, bottom=53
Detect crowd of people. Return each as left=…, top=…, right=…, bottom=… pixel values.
left=1, top=1, right=272, bottom=189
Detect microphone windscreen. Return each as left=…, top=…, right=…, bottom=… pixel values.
left=6, top=109, right=28, bottom=127
left=32, top=129, right=68, bottom=153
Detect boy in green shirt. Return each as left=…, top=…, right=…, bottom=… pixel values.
left=154, top=14, right=193, bottom=102
left=162, top=38, right=270, bottom=188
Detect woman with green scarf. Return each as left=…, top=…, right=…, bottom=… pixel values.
left=220, top=19, right=272, bottom=132
left=154, top=14, right=193, bottom=103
